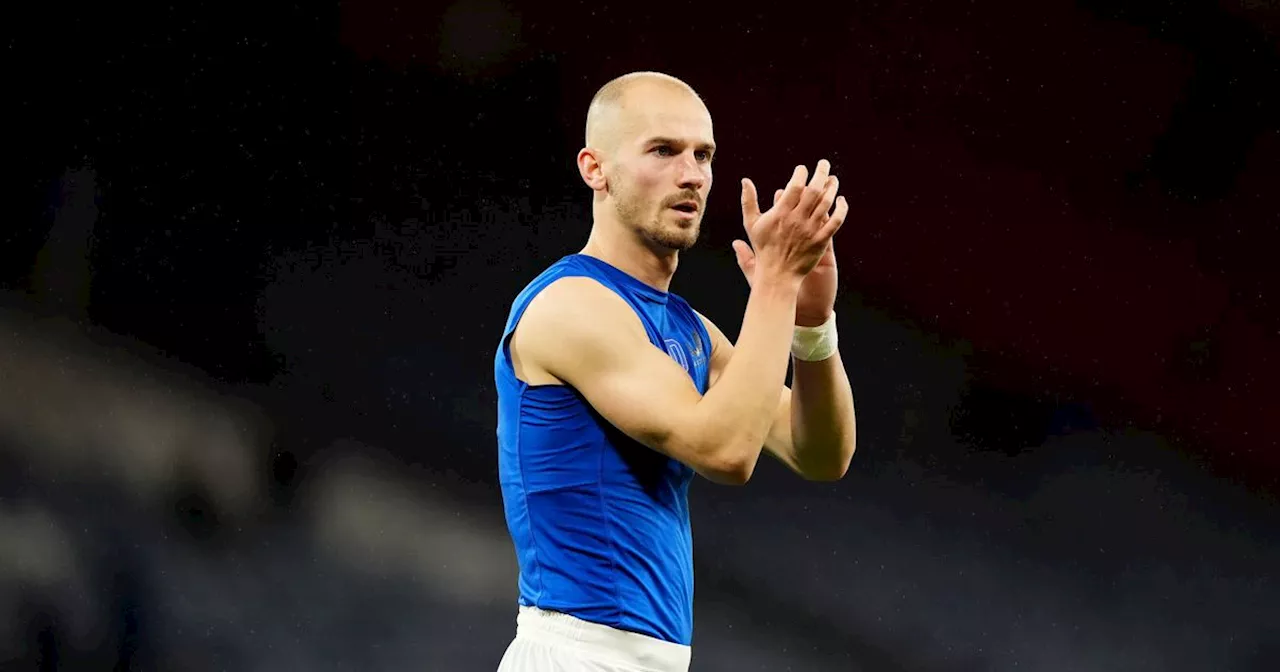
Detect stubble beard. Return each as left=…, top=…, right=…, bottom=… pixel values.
left=613, top=185, right=701, bottom=253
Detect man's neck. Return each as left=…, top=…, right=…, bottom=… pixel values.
left=579, top=223, right=679, bottom=294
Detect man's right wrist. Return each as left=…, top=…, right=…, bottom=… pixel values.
left=747, top=276, right=798, bottom=304
left=751, top=271, right=803, bottom=299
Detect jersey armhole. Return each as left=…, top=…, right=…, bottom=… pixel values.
left=499, top=268, right=601, bottom=386
left=694, top=315, right=713, bottom=363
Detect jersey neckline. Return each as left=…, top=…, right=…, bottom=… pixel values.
left=567, top=254, right=670, bottom=305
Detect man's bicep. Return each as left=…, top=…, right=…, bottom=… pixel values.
left=566, top=343, right=708, bottom=456
left=524, top=279, right=706, bottom=458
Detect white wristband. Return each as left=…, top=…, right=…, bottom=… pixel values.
left=791, top=312, right=838, bottom=362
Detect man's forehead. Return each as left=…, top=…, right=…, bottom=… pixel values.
left=622, top=105, right=714, bottom=145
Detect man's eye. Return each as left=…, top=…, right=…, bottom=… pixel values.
left=696, top=151, right=712, bottom=162
left=655, top=145, right=674, bottom=156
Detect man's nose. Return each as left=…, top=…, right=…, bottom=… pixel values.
left=677, top=154, right=706, bottom=189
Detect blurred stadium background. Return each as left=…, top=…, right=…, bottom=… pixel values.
left=4, top=0, right=1279, bottom=670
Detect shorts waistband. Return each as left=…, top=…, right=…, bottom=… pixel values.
left=515, top=606, right=691, bottom=672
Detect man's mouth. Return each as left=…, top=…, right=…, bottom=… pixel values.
left=671, top=202, right=698, bottom=214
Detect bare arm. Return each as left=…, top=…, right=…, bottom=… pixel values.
left=512, top=161, right=845, bottom=484
left=511, top=274, right=800, bottom=484
left=788, top=349, right=857, bottom=480
left=698, top=313, right=857, bottom=481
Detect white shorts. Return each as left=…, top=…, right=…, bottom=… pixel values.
left=496, top=606, right=692, bottom=672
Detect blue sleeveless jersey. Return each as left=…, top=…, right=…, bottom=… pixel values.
left=494, top=254, right=711, bottom=645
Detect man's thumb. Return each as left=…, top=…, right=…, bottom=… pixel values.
left=731, top=239, right=755, bottom=272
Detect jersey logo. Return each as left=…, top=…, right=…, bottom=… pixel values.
left=664, top=338, right=690, bottom=373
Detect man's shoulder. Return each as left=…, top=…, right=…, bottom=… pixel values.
left=521, top=275, right=636, bottom=335
left=512, top=275, right=650, bottom=384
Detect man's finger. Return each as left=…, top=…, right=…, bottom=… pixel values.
left=808, top=159, right=831, bottom=190
left=817, top=196, right=849, bottom=240
left=773, top=189, right=784, bottom=208
left=731, top=239, right=756, bottom=280
left=740, top=178, right=761, bottom=226
left=779, top=164, right=808, bottom=209
left=796, top=160, right=829, bottom=217
left=812, top=176, right=839, bottom=224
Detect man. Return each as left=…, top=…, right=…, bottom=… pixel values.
left=494, top=71, right=857, bottom=671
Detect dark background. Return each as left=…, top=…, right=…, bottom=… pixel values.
left=4, top=0, right=1278, bottom=670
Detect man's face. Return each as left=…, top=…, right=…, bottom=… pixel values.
left=604, top=87, right=715, bottom=252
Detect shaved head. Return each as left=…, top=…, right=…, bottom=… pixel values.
left=584, top=72, right=707, bottom=156
left=577, top=71, right=716, bottom=255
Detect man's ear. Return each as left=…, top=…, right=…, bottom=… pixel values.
left=577, top=148, right=607, bottom=192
